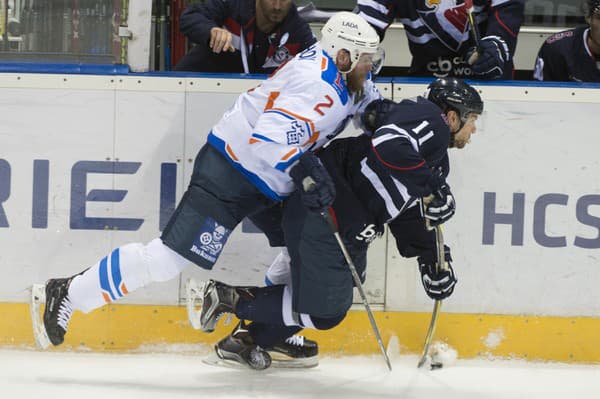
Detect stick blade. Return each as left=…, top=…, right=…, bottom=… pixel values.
left=30, top=284, right=51, bottom=349
left=185, top=278, right=206, bottom=330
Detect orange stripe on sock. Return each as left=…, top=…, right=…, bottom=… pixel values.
left=120, top=283, right=129, bottom=295
left=102, top=292, right=111, bottom=303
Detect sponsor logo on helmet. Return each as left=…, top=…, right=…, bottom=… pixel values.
left=342, top=21, right=359, bottom=29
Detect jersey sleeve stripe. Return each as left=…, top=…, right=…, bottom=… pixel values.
left=357, top=11, right=389, bottom=30
left=225, top=144, right=239, bottom=162
left=372, top=132, right=401, bottom=146
left=275, top=150, right=302, bottom=172
left=281, top=147, right=300, bottom=161
left=264, top=91, right=281, bottom=111
left=359, top=0, right=390, bottom=14
left=360, top=158, right=400, bottom=220
left=372, top=143, right=427, bottom=171
left=494, top=10, right=518, bottom=37
left=374, top=124, right=419, bottom=151
left=250, top=133, right=276, bottom=143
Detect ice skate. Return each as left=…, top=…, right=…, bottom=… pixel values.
left=30, top=277, right=75, bottom=349
left=199, top=279, right=254, bottom=333
left=266, top=335, right=319, bottom=368
left=205, top=320, right=272, bottom=370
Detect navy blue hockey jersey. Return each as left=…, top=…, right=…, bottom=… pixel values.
left=356, top=0, right=524, bottom=79
left=318, top=96, right=451, bottom=257
left=533, top=26, right=600, bottom=82
left=177, top=0, right=316, bottom=73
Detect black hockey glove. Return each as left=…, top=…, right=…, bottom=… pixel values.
left=424, top=169, right=455, bottom=226
left=418, top=246, right=457, bottom=300
left=466, top=35, right=510, bottom=80
left=424, top=184, right=455, bottom=226
left=289, top=152, right=336, bottom=211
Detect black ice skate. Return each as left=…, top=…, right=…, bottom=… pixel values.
left=264, top=335, right=319, bottom=368
left=213, top=321, right=272, bottom=370
left=199, top=279, right=253, bottom=333
left=30, top=277, right=75, bottom=348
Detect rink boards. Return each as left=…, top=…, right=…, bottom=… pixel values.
left=0, top=72, right=599, bottom=362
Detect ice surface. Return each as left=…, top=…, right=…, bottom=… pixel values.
left=2, top=348, right=599, bottom=399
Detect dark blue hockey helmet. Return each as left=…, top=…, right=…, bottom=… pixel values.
left=425, top=78, right=484, bottom=123
left=361, top=98, right=396, bottom=133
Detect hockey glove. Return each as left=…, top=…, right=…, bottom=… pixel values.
left=289, top=152, right=336, bottom=211
left=424, top=184, right=455, bottom=226
left=424, top=168, right=455, bottom=226
left=418, top=246, right=457, bottom=300
left=466, top=35, right=510, bottom=80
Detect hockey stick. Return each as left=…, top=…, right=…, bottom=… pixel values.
left=417, top=220, right=447, bottom=368
left=465, top=0, right=481, bottom=64
left=321, top=208, right=392, bottom=371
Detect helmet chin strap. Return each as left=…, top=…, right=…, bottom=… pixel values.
left=448, top=114, right=467, bottom=148
left=449, top=133, right=456, bottom=148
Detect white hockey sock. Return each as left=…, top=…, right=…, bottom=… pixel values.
left=265, top=248, right=291, bottom=286
left=68, top=238, right=190, bottom=313
left=281, top=284, right=317, bottom=329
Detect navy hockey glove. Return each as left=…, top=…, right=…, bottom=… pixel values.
left=424, top=184, right=455, bottom=226
left=289, top=152, right=336, bottom=211
left=418, top=246, right=457, bottom=300
left=466, top=35, right=510, bottom=80
left=424, top=169, right=455, bottom=226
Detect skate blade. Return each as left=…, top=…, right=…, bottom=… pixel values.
left=270, top=354, right=319, bottom=369
left=185, top=279, right=206, bottom=330
left=202, top=352, right=259, bottom=370
left=29, top=284, right=51, bottom=349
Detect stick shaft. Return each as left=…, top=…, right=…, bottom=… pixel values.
left=417, top=218, right=446, bottom=367
left=322, top=210, right=392, bottom=371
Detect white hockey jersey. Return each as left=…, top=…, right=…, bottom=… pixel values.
left=208, top=42, right=382, bottom=201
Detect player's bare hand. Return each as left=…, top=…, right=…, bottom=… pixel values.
left=209, top=27, right=236, bottom=53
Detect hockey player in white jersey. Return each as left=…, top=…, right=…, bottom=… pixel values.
left=30, top=12, right=383, bottom=363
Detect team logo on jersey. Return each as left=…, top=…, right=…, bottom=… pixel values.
left=286, top=120, right=306, bottom=144
left=190, top=218, right=231, bottom=264
left=273, top=45, right=291, bottom=64
left=417, top=0, right=469, bottom=51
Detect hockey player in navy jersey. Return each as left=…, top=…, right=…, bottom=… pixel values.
left=356, top=0, right=524, bottom=80
left=31, top=12, right=385, bottom=358
left=175, top=0, right=316, bottom=74
left=196, top=78, right=484, bottom=369
left=533, top=0, right=600, bottom=82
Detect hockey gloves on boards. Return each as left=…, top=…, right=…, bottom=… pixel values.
left=418, top=246, right=457, bottom=300
left=424, top=169, right=456, bottom=226
left=466, top=35, right=510, bottom=80
left=289, top=152, right=336, bottom=211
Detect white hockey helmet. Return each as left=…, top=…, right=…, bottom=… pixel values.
left=320, top=11, right=382, bottom=74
